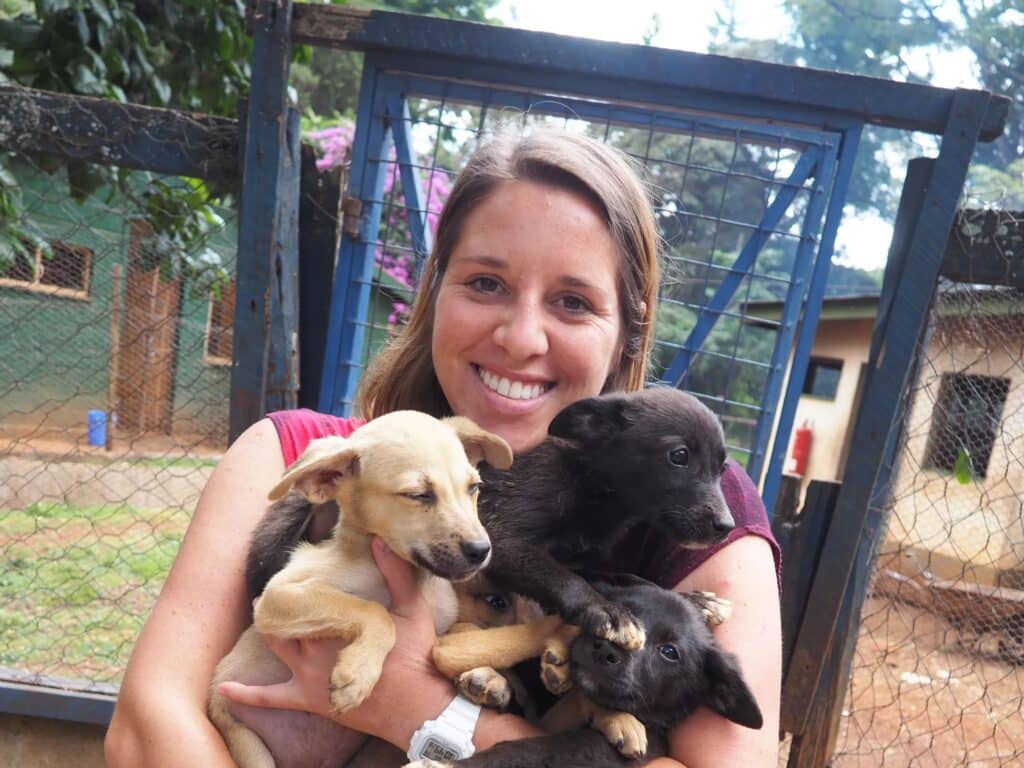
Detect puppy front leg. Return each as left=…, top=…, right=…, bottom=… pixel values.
left=254, top=581, right=396, bottom=714
left=487, top=544, right=645, bottom=650
left=432, top=615, right=565, bottom=678
left=540, top=690, right=647, bottom=761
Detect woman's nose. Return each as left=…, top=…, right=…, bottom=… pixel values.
left=493, top=302, right=549, bottom=360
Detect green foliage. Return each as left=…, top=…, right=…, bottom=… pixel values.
left=0, top=155, right=51, bottom=270
left=0, top=0, right=251, bottom=292
left=953, top=447, right=974, bottom=485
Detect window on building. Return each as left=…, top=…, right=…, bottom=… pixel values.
left=0, top=239, right=92, bottom=298
left=802, top=357, right=843, bottom=400
left=205, top=279, right=236, bottom=365
left=924, top=373, right=1009, bottom=480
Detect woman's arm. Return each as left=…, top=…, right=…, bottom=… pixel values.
left=649, top=535, right=782, bottom=768
left=105, top=419, right=285, bottom=767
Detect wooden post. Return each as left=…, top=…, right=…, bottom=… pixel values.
left=106, top=263, right=123, bottom=451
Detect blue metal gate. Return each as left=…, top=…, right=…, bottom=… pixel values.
left=316, top=60, right=861, bottom=510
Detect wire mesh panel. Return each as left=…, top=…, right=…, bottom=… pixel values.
left=319, top=69, right=843, bottom=483
left=829, top=254, right=1024, bottom=765
left=0, top=144, right=237, bottom=688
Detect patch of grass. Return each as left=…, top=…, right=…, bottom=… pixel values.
left=128, top=455, right=219, bottom=470
left=0, top=502, right=187, bottom=683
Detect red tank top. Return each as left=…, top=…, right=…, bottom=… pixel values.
left=265, top=409, right=781, bottom=590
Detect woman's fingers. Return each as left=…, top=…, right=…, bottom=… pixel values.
left=217, top=677, right=306, bottom=711
left=372, top=537, right=429, bottom=620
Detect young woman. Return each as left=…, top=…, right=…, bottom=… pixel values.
left=105, top=129, right=782, bottom=767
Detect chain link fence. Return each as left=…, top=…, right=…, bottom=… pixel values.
left=829, top=216, right=1024, bottom=765
left=1, top=125, right=238, bottom=688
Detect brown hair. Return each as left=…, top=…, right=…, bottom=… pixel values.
left=356, top=128, right=660, bottom=419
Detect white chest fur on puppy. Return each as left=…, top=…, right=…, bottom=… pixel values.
left=207, top=411, right=513, bottom=768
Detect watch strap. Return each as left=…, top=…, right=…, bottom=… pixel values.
left=436, top=693, right=481, bottom=733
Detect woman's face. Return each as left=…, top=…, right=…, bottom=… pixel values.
left=432, top=178, right=624, bottom=454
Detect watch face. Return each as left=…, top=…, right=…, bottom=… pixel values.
left=422, top=738, right=460, bottom=761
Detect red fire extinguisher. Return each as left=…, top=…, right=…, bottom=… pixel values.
left=787, top=422, right=813, bottom=476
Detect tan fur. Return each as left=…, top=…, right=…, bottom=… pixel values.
left=540, top=689, right=648, bottom=759
left=432, top=615, right=566, bottom=679
left=208, top=411, right=511, bottom=768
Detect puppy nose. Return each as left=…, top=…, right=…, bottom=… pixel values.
left=712, top=518, right=734, bottom=534
left=591, top=639, right=621, bottom=666
left=460, top=539, right=491, bottom=565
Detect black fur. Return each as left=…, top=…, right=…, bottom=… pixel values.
left=246, top=388, right=732, bottom=639
left=245, top=495, right=339, bottom=602
left=475, top=387, right=733, bottom=640
left=445, top=576, right=763, bottom=767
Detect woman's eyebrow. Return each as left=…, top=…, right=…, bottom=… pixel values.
left=450, top=254, right=507, bottom=269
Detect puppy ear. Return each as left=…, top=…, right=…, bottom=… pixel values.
left=445, top=416, right=514, bottom=469
left=268, top=436, right=359, bottom=502
left=702, top=646, right=764, bottom=730
left=547, top=395, right=631, bottom=443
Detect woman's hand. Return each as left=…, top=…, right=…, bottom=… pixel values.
left=218, top=538, right=456, bottom=746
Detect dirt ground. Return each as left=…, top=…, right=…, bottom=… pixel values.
left=824, top=597, right=1024, bottom=767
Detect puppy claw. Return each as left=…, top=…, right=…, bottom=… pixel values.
left=457, top=666, right=511, bottom=709
left=328, top=667, right=378, bottom=714
left=574, top=603, right=646, bottom=650
left=689, top=590, right=732, bottom=626
left=543, top=649, right=567, bottom=666
left=541, top=659, right=573, bottom=695
left=592, top=710, right=648, bottom=760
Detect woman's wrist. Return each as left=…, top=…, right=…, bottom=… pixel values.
left=358, top=669, right=457, bottom=750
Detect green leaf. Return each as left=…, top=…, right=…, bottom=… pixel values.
left=73, top=8, right=88, bottom=44
left=953, top=448, right=974, bottom=485
left=0, top=16, right=44, bottom=47
left=91, top=0, right=113, bottom=27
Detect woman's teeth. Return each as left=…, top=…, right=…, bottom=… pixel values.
left=478, top=368, right=548, bottom=400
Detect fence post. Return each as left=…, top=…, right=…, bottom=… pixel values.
left=230, top=0, right=295, bottom=441
left=297, top=145, right=342, bottom=409
left=782, top=150, right=954, bottom=761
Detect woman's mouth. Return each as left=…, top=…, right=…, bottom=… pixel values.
left=474, top=365, right=553, bottom=401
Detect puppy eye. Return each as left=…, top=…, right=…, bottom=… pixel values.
left=468, top=482, right=482, bottom=495
left=668, top=447, right=689, bottom=467
left=482, top=594, right=511, bottom=612
left=658, top=644, right=680, bottom=661
left=404, top=491, right=436, bottom=503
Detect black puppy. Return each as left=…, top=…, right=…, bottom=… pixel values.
left=247, top=387, right=733, bottom=646
left=476, top=386, right=733, bottom=647
left=411, top=575, right=763, bottom=768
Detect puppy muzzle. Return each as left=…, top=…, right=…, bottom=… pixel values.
left=413, top=538, right=492, bottom=581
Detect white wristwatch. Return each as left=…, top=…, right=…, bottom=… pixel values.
left=407, top=694, right=481, bottom=762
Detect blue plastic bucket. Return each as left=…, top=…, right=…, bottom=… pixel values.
left=87, top=409, right=107, bottom=447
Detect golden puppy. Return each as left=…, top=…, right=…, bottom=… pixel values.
left=208, top=411, right=512, bottom=768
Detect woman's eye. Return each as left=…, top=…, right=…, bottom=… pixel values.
left=668, top=447, right=689, bottom=467
left=558, top=294, right=592, bottom=314
left=469, top=276, right=502, bottom=294
left=482, top=594, right=511, bottom=612
left=658, top=644, right=680, bottom=661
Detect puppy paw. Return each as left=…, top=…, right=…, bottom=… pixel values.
left=573, top=602, right=645, bottom=650
left=689, top=590, right=732, bottom=626
left=540, top=646, right=573, bottom=695
left=328, top=664, right=379, bottom=714
left=591, top=710, right=648, bottom=760
left=457, top=666, right=511, bottom=709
